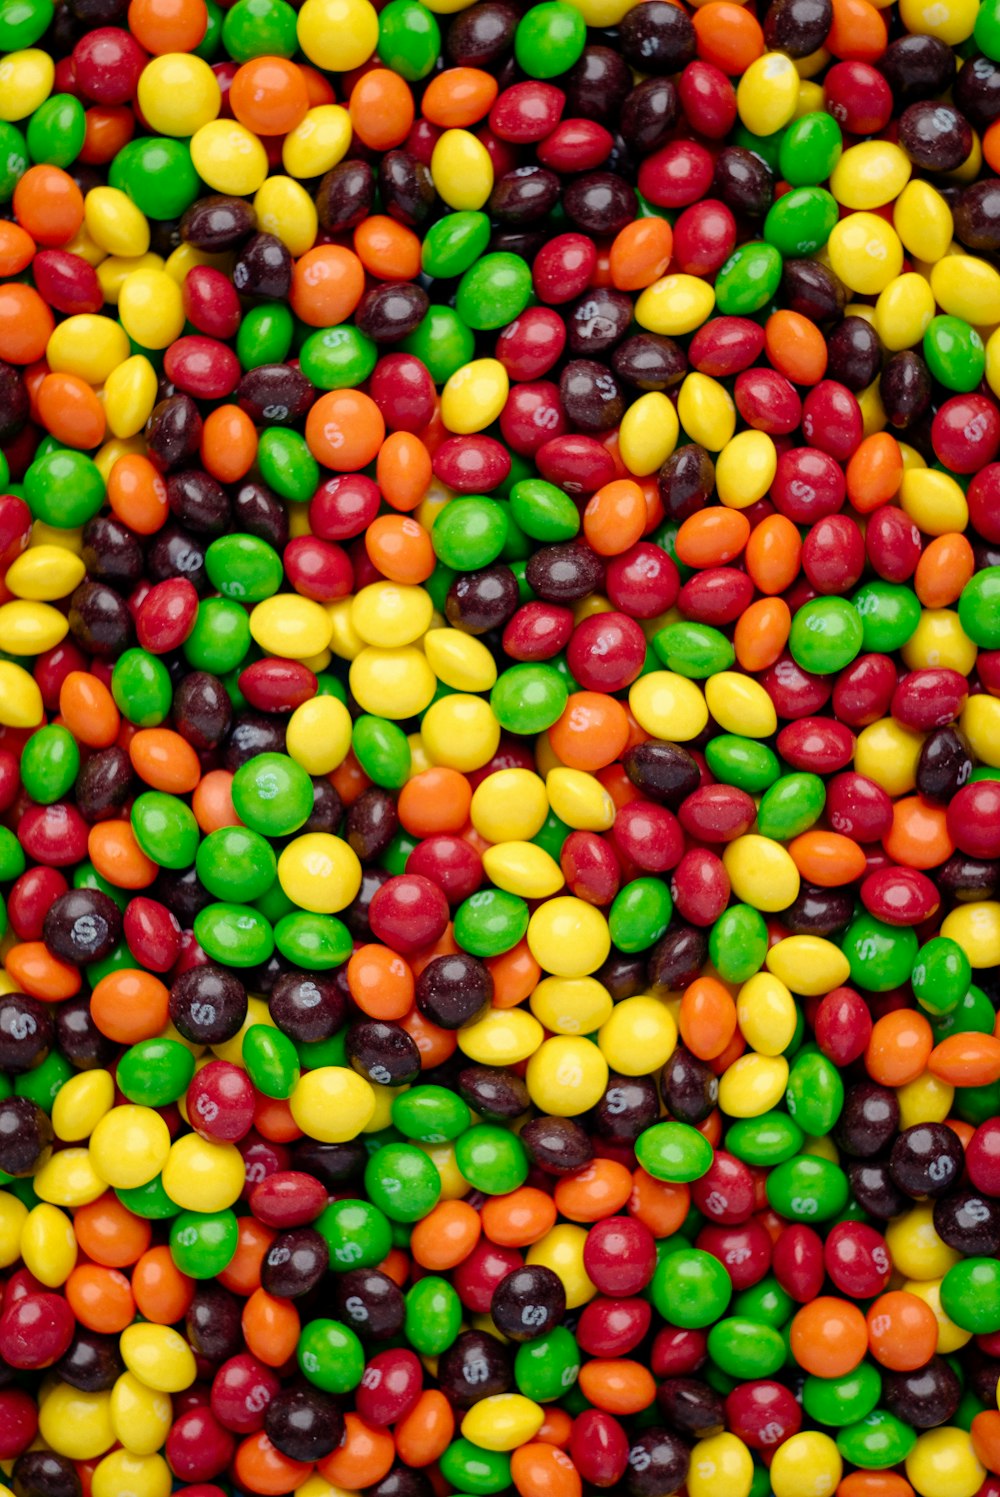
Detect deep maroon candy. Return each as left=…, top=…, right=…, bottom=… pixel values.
left=592, top=1072, right=660, bottom=1143
left=647, top=924, right=708, bottom=990
left=415, top=952, right=493, bottom=1029
left=75, top=745, right=134, bottom=824
left=883, top=1357, right=962, bottom=1430
left=446, top=564, right=520, bottom=633
left=916, top=727, right=973, bottom=804
left=625, top=1429, right=691, bottom=1497
left=954, top=53, right=1000, bottom=132
left=763, top=0, right=831, bottom=56
left=781, top=259, right=846, bottom=321
left=332, top=1268, right=406, bottom=1341
left=889, top=1122, right=964, bottom=1198
left=661, top=1045, right=719, bottom=1124
left=619, top=1, right=695, bottom=72
left=437, top=1330, right=513, bottom=1408
left=835, top=1082, right=900, bottom=1158
left=879, top=34, right=955, bottom=106
left=346, top=786, right=399, bottom=862
left=563, top=173, right=637, bottom=236
left=261, top=1227, right=328, bottom=1300
left=490, top=167, right=561, bottom=225
left=881, top=350, right=932, bottom=429
left=658, top=443, right=715, bottom=522
left=379, top=151, right=436, bottom=228
left=525, top=543, right=604, bottom=602
left=173, top=671, right=232, bottom=751
left=42, top=888, right=121, bottom=964
left=559, top=360, right=625, bottom=432
left=0, top=1096, right=52, bottom=1176
left=53, top=1329, right=124, bottom=1392
left=621, top=77, right=680, bottom=154
left=0, top=994, right=53, bottom=1074
left=447, top=1, right=518, bottom=66
left=169, top=965, right=247, bottom=1045
left=613, top=333, right=687, bottom=391
left=490, top=1265, right=566, bottom=1342
left=232, top=233, right=292, bottom=299
left=933, top=1189, right=1000, bottom=1255
left=656, top=1379, right=725, bottom=1440
left=181, top=194, right=256, bottom=250
left=568, top=288, right=634, bottom=357
left=458, top=1065, right=530, bottom=1120
left=269, top=973, right=346, bottom=1045
left=712, top=147, right=774, bottom=216
left=356, top=283, right=430, bottom=343
left=827, top=316, right=883, bottom=391
left=566, top=45, right=632, bottom=121
left=520, top=1115, right=594, bottom=1174
left=316, top=160, right=374, bottom=232
left=12, top=1450, right=82, bottom=1497
left=624, top=742, right=701, bottom=808
left=68, top=581, right=134, bottom=658
left=265, top=1384, right=344, bottom=1463
left=145, top=393, right=203, bottom=472
left=81, top=515, right=144, bottom=590
left=186, top=1282, right=244, bottom=1366
left=346, top=1019, right=421, bottom=1087
left=236, top=365, right=315, bottom=427
left=898, top=100, right=972, bottom=171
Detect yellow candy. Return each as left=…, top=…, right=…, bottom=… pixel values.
left=688, top=1434, right=754, bottom=1497
left=290, top=1067, right=376, bottom=1141
left=21, top=1203, right=76, bottom=1287
left=0, top=599, right=67, bottom=654
left=630, top=672, right=708, bottom=740
left=677, top=373, right=736, bottom=452
left=716, top=430, right=776, bottom=508
left=562, top=0, right=632, bottom=22
left=422, top=693, right=500, bottom=771
left=6, top=544, right=84, bottom=602
left=431, top=129, right=494, bottom=210
left=190, top=119, right=269, bottom=196
left=0, top=1193, right=27, bottom=1268
left=91, top=1450, right=171, bottom=1497
left=161, top=1133, right=245, bottom=1212
left=904, top=1278, right=971, bottom=1354
left=483, top=841, right=564, bottom=899
left=278, top=833, right=362, bottom=914
left=100, top=253, right=168, bottom=306
left=704, top=671, right=777, bottom=737
left=47, top=313, right=130, bottom=383
left=932, top=254, right=1000, bottom=325
left=635, top=275, right=715, bottom=336
left=723, top=836, right=800, bottom=912
left=527, top=1223, right=595, bottom=1308
left=901, top=609, right=978, bottom=676
left=528, top=896, right=610, bottom=977
left=911, top=1428, right=987, bottom=1497
left=831, top=141, right=911, bottom=210
left=0, top=660, right=42, bottom=727
left=526, top=1034, right=609, bottom=1115
left=886, top=1205, right=960, bottom=1280
left=423, top=628, right=497, bottom=692
left=350, top=645, right=436, bottom=719
left=89, top=1105, right=170, bottom=1190
left=597, top=995, right=677, bottom=1075
left=283, top=104, right=352, bottom=178
left=899, top=0, right=977, bottom=41
left=50, top=1071, right=114, bottom=1144
left=163, top=241, right=230, bottom=283
left=859, top=376, right=888, bottom=437
left=352, top=582, right=433, bottom=648
left=418, top=1139, right=467, bottom=1198
left=770, top=1432, right=842, bottom=1497
left=894, top=180, right=953, bottom=264
left=855, top=718, right=925, bottom=797
left=897, top=1072, right=954, bottom=1130
left=940, top=901, right=1000, bottom=968
left=33, top=1146, right=107, bottom=1207
left=39, top=1384, right=114, bottom=1460
left=327, top=601, right=364, bottom=660
left=900, top=468, right=969, bottom=535
left=137, top=52, right=220, bottom=135
left=828, top=213, right=904, bottom=295
left=297, top=0, right=378, bottom=67
left=766, top=935, right=850, bottom=996
left=471, top=767, right=548, bottom=841
left=462, top=1395, right=544, bottom=1452
left=441, top=357, right=508, bottom=432
left=737, top=52, right=799, bottom=135
left=0, top=49, right=53, bottom=120
left=118, top=268, right=185, bottom=350
left=718, top=1053, right=789, bottom=1117
left=530, top=976, right=614, bottom=1036
left=618, top=391, right=679, bottom=475
left=960, top=695, right=1000, bottom=768
left=121, top=1324, right=197, bottom=1394
left=736, top=972, right=797, bottom=1057
left=253, top=174, right=318, bottom=258
left=458, top=1006, right=544, bottom=1065
left=250, top=593, right=334, bottom=659
left=84, top=186, right=150, bottom=258
left=874, top=273, right=935, bottom=351
left=545, top=767, right=615, bottom=830
left=103, top=354, right=158, bottom=439
left=110, top=1372, right=172, bottom=1457
left=286, top=694, right=353, bottom=775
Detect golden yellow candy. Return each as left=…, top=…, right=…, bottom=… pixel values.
left=459, top=1007, right=544, bottom=1065
left=91, top=1450, right=171, bottom=1497
left=635, top=275, right=715, bottom=336
left=630, top=671, right=708, bottom=740
left=254, top=175, right=318, bottom=258
left=104, top=354, right=158, bottom=438
left=619, top=391, right=679, bottom=475
left=736, top=973, right=797, bottom=1057
left=723, top=836, right=800, bottom=912
left=0, top=661, right=43, bottom=727
left=6, top=544, right=85, bottom=601
left=0, top=599, right=68, bottom=654
left=831, top=141, right=911, bottom=210
left=901, top=609, right=978, bottom=676
left=160, top=1133, right=245, bottom=1212
left=278, top=833, right=362, bottom=914
left=828, top=213, right=904, bottom=295
left=688, top=1434, right=754, bottom=1497
left=110, top=1372, right=172, bottom=1457
left=191, top=119, right=269, bottom=196
left=765, top=935, right=850, bottom=996
left=528, top=896, right=610, bottom=978
left=85, top=186, right=151, bottom=257
left=526, top=1034, right=609, bottom=1115
left=0, top=1193, right=27, bottom=1268
left=47, top=314, right=130, bottom=383
left=854, top=718, right=924, bottom=797
left=286, top=694, right=353, bottom=775
left=136, top=53, right=220, bottom=136
left=899, top=0, right=977, bottom=42
left=900, top=468, right=969, bottom=535
left=0, top=48, right=53, bottom=121
left=770, top=1432, right=842, bottom=1497
left=530, top=976, right=613, bottom=1036
left=350, top=645, right=436, bottom=718
left=297, top=0, right=379, bottom=66
left=716, top=430, right=777, bottom=508
left=597, top=995, right=677, bottom=1075
left=941, top=901, right=1000, bottom=968
left=894, top=180, right=953, bottom=263
left=250, top=594, right=334, bottom=659
left=932, top=254, right=1000, bottom=324
left=874, top=273, right=935, bottom=351
left=905, top=1428, right=984, bottom=1497
left=440, top=357, right=508, bottom=432
left=283, top=104, right=352, bottom=178
left=423, top=627, right=497, bottom=692
left=897, top=1072, right=954, bottom=1130
left=290, top=1067, right=376, bottom=1141
left=471, top=767, right=548, bottom=841
left=422, top=693, right=500, bottom=771
left=960, top=695, right=1000, bottom=767
left=39, top=1384, right=114, bottom=1460
left=118, top=268, right=185, bottom=350
left=677, top=373, right=736, bottom=452
left=737, top=53, right=799, bottom=135
left=718, top=1053, right=790, bottom=1117
left=704, top=671, right=777, bottom=737
left=482, top=841, right=564, bottom=899
left=462, top=1395, right=545, bottom=1452
left=545, top=767, right=615, bottom=830
left=431, top=129, right=494, bottom=210
left=34, top=1147, right=108, bottom=1207
left=352, top=582, right=433, bottom=648
left=885, top=1205, right=960, bottom=1280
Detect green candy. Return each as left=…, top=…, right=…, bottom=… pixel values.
left=402, top=307, right=475, bottom=384
left=242, top=1024, right=300, bottom=1099
left=923, top=315, right=985, bottom=392
left=115, top=138, right=199, bottom=219
left=184, top=598, right=252, bottom=674
left=837, top=1411, right=916, bottom=1470
left=132, top=792, right=199, bottom=869
left=222, top=0, right=297, bottom=57
left=456, top=253, right=534, bottom=331
left=26, top=93, right=85, bottom=168
left=726, top=1114, right=804, bottom=1167
left=197, top=826, right=276, bottom=902
left=0, top=0, right=52, bottom=49
left=25, top=450, right=104, bottom=528
left=454, top=889, right=529, bottom=957
left=194, top=903, right=274, bottom=968
left=609, top=878, right=673, bottom=953
left=733, top=1276, right=794, bottom=1328
left=440, top=1443, right=511, bottom=1495
left=932, top=983, right=995, bottom=1040
left=709, top=904, right=769, bottom=983
left=0, top=828, right=25, bottom=883
left=764, top=186, right=838, bottom=256
left=232, top=752, right=313, bottom=837
left=514, top=0, right=586, bottom=77
left=515, top=1326, right=580, bottom=1402
left=455, top=1124, right=529, bottom=1194
left=766, top=1155, right=849, bottom=1221
left=15, top=1051, right=70, bottom=1112
left=714, top=242, right=783, bottom=316
left=423, top=212, right=492, bottom=281
left=170, top=1209, right=238, bottom=1277
left=117, top=1039, right=195, bottom=1107
left=912, top=936, right=971, bottom=1016
left=392, top=1086, right=470, bottom=1142
left=298, top=1319, right=365, bottom=1393
left=853, top=580, right=922, bottom=653
left=365, top=1142, right=441, bottom=1222
left=257, top=428, right=320, bottom=503
left=0, top=123, right=27, bottom=201
left=803, top=1365, right=882, bottom=1427
left=509, top=479, right=580, bottom=542
left=844, top=912, right=918, bottom=992
left=378, top=0, right=440, bottom=79
left=317, top=1199, right=392, bottom=1270
left=353, top=716, right=411, bottom=789
left=205, top=534, right=284, bottom=602
left=779, top=112, right=843, bottom=185
left=19, top=724, right=79, bottom=804
left=237, top=303, right=294, bottom=370
left=653, top=621, right=735, bottom=678
left=274, top=912, right=352, bottom=969
left=707, top=1318, right=786, bottom=1379
left=650, top=1246, right=732, bottom=1329
left=491, top=663, right=568, bottom=734
left=299, top=325, right=378, bottom=389
left=756, top=772, right=826, bottom=840
left=785, top=1046, right=844, bottom=1135
left=636, top=1121, right=714, bottom=1183
left=112, top=648, right=172, bottom=727
left=116, top=1176, right=180, bottom=1220
left=434, top=496, right=509, bottom=569
left=404, top=1276, right=462, bottom=1355
left=941, top=1258, right=1000, bottom=1334
left=959, top=567, right=1000, bottom=649
left=789, top=597, right=863, bottom=674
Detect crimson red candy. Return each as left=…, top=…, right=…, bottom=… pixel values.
left=891, top=667, right=969, bottom=730
left=678, top=60, right=736, bottom=137
left=187, top=1059, right=256, bottom=1143
left=0, top=496, right=32, bottom=573
left=932, top=393, right=1000, bottom=473
left=503, top=602, right=574, bottom=661
left=433, top=436, right=511, bottom=492
left=283, top=536, right=354, bottom=603
left=947, top=780, right=1000, bottom=859
left=0, top=1293, right=75, bottom=1369
left=7, top=866, right=69, bottom=939
left=771, top=447, right=845, bottom=522
left=123, top=896, right=181, bottom=972
left=489, top=81, right=565, bottom=142
left=165, top=1405, right=235, bottom=1484
left=567, top=612, right=646, bottom=692
left=801, top=381, right=864, bottom=462
left=866, top=505, right=923, bottom=583
left=814, top=986, right=873, bottom=1066
left=136, top=578, right=199, bottom=654
left=34, top=641, right=88, bottom=711
left=671, top=199, right=736, bottom=277
left=671, top=847, right=730, bottom=926
left=612, top=799, right=684, bottom=873
left=239, top=659, right=319, bottom=712
left=570, top=1408, right=630, bottom=1488
left=639, top=140, right=715, bottom=209
left=355, top=1348, right=423, bottom=1425
left=582, top=1216, right=656, bottom=1295
left=678, top=567, right=753, bottom=626
left=823, top=1221, right=892, bottom=1297
left=183, top=266, right=242, bottom=341
left=690, top=1151, right=755, bottom=1224
left=0, top=1389, right=38, bottom=1461
left=496, top=309, right=568, bottom=383
left=249, top=1171, right=328, bottom=1228
left=762, top=652, right=832, bottom=719
left=452, top=1240, right=523, bottom=1313
left=771, top=1222, right=824, bottom=1302
left=832, top=652, right=898, bottom=727
left=605, top=542, right=680, bottom=617
left=536, top=433, right=617, bottom=495
left=560, top=830, right=621, bottom=906
left=532, top=234, right=597, bottom=304
left=725, top=1381, right=802, bottom=1452
left=31, top=249, right=104, bottom=315
left=967, top=1119, right=1000, bottom=1196
left=577, top=1296, right=652, bottom=1357
left=827, top=771, right=894, bottom=841
left=651, top=1326, right=708, bottom=1378
left=164, top=336, right=241, bottom=401
left=802, top=515, right=866, bottom=594
left=309, top=475, right=381, bottom=541
left=695, top=1220, right=771, bottom=1289
left=969, top=463, right=1000, bottom=542
left=537, top=118, right=614, bottom=171
left=735, top=368, right=802, bottom=436
left=500, top=380, right=567, bottom=456
left=18, top=803, right=90, bottom=867
left=211, top=1354, right=280, bottom=1434
left=823, top=59, right=893, bottom=132
left=688, top=317, right=765, bottom=377
left=679, top=785, right=756, bottom=843
left=777, top=718, right=855, bottom=774
left=406, top=834, right=483, bottom=902
left=368, top=353, right=436, bottom=433
left=73, top=27, right=147, bottom=102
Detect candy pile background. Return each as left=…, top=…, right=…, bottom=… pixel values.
left=3, top=0, right=1000, bottom=1490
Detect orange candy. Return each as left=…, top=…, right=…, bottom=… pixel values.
left=12, top=165, right=84, bottom=246
left=107, top=453, right=169, bottom=535
left=67, top=1264, right=136, bottom=1333
left=4, top=941, right=80, bottom=999
left=410, top=1200, right=482, bottom=1269
left=0, top=221, right=35, bottom=276
left=583, top=479, right=647, bottom=557
left=243, top=1288, right=301, bottom=1367
left=511, top=1443, right=582, bottom=1497
left=0, top=283, right=55, bottom=364
left=90, top=968, right=169, bottom=1043
left=354, top=215, right=422, bottom=280
left=74, top=1194, right=151, bottom=1267
left=883, top=796, right=954, bottom=872
left=610, top=218, right=673, bottom=291
left=230, top=57, right=310, bottom=136
left=788, top=830, right=866, bottom=886
left=628, top=1171, right=691, bottom=1239
left=132, top=1245, right=195, bottom=1325
left=376, top=430, right=433, bottom=511
left=866, top=1291, right=939, bottom=1371
left=60, top=672, right=120, bottom=747
left=929, top=1033, right=1000, bottom=1087
left=865, top=1008, right=933, bottom=1087
left=201, top=404, right=258, bottom=484
left=765, top=311, right=828, bottom=386
left=745, top=513, right=802, bottom=594
left=577, top=1360, right=656, bottom=1416
left=915, top=532, right=976, bottom=608
left=88, top=820, right=158, bottom=889
left=399, top=766, right=472, bottom=835
left=692, top=2, right=764, bottom=73
left=480, top=1187, right=558, bottom=1248
left=675, top=508, right=750, bottom=568
left=129, top=727, right=202, bottom=793
left=847, top=432, right=903, bottom=512
left=396, top=1391, right=455, bottom=1469
left=549, top=692, right=629, bottom=771
left=554, top=1158, right=633, bottom=1222
left=347, top=943, right=415, bottom=1020
left=421, top=68, right=498, bottom=128
left=790, top=1298, right=868, bottom=1377
left=318, top=1415, right=395, bottom=1490
left=734, top=596, right=791, bottom=672
left=680, top=976, right=737, bottom=1060
left=128, top=0, right=207, bottom=51
left=365, top=514, right=436, bottom=583
left=291, top=245, right=365, bottom=327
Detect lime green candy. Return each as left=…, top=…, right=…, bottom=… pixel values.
left=194, top=903, right=275, bottom=968
left=131, top=792, right=199, bottom=870
left=714, top=241, right=783, bottom=315
left=456, top=253, right=534, bottom=331
left=654, top=621, right=735, bottom=678
left=196, top=825, right=277, bottom=902
left=117, top=1039, right=195, bottom=1107
left=19, top=724, right=79, bottom=804
left=636, top=1121, right=713, bottom=1182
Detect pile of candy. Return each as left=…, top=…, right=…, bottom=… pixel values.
left=4, top=0, right=1000, bottom=1491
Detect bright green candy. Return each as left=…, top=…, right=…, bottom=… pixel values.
left=609, top=878, right=672, bottom=953
left=0, top=828, right=25, bottom=884
left=706, top=736, right=780, bottom=792
left=756, top=772, right=825, bottom=840
left=709, top=904, right=769, bottom=983
left=26, top=93, right=84, bottom=168
left=456, top=253, right=534, bottom=331
left=274, top=911, right=352, bottom=968
left=779, top=112, right=843, bottom=185
left=653, top=621, right=735, bottom=678
left=0, top=123, right=26, bottom=201
left=650, top=1246, right=732, bottom=1329
left=194, top=0, right=222, bottom=57
left=932, top=983, right=995, bottom=1040
left=404, top=1276, right=461, bottom=1355
left=733, top=1276, right=794, bottom=1328
left=317, top=1198, right=392, bottom=1270
left=514, top=0, right=586, bottom=76
left=196, top=826, right=276, bottom=902
left=959, top=567, right=1000, bottom=648
left=853, top=580, right=922, bottom=652
left=454, top=889, right=529, bottom=957
left=15, top=1050, right=70, bottom=1111
left=353, top=716, right=411, bottom=789
left=380, top=832, right=417, bottom=877
left=112, top=648, right=172, bottom=728
left=490, top=663, right=568, bottom=734
left=194, top=903, right=274, bottom=968
left=232, top=752, right=313, bottom=837
left=956, top=1080, right=1000, bottom=1125
left=844, top=912, right=918, bottom=992
left=258, top=428, right=320, bottom=504
left=243, top=1024, right=300, bottom=1099
left=222, top=0, right=297, bottom=57
left=789, top=597, right=863, bottom=674
left=298, top=1319, right=365, bottom=1393
left=912, top=936, right=971, bottom=1016
left=423, top=211, right=491, bottom=279
left=116, top=1176, right=180, bottom=1220
left=455, top=1124, right=529, bottom=1194
left=441, top=1443, right=511, bottom=1495
left=73, top=860, right=125, bottom=910
left=707, top=1317, right=785, bottom=1379
left=514, top=1326, right=580, bottom=1401
left=726, top=1113, right=804, bottom=1167
left=205, top=534, right=283, bottom=602
left=976, top=0, right=1000, bottom=57
left=237, top=303, right=294, bottom=370
left=86, top=944, right=133, bottom=986
left=365, top=1142, right=441, bottom=1223
left=184, top=598, right=252, bottom=674
left=434, top=496, right=508, bottom=569
left=509, top=479, right=580, bottom=541
left=766, top=1155, right=849, bottom=1221
left=378, top=0, right=440, bottom=78
left=636, top=1121, right=714, bottom=1183
left=785, top=1046, right=844, bottom=1135
left=804, top=1365, right=882, bottom=1427
left=114, top=138, right=199, bottom=219
left=25, top=450, right=104, bottom=527
left=837, top=1412, right=916, bottom=1470
left=764, top=186, right=838, bottom=257
left=923, top=315, right=985, bottom=392
left=532, top=810, right=572, bottom=862
left=132, top=792, right=199, bottom=869
left=19, top=724, right=79, bottom=804
left=169, top=1209, right=238, bottom=1277
left=941, top=1258, right=1000, bottom=1333
left=299, top=325, right=378, bottom=389
left=392, top=1086, right=470, bottom=1142
left=714, top=242, right=783, bottom=316
left=117, top=1039, right=195, bottom=1107
left=402, top=306, right=475, bottom=384
left=0, top=0, right=51, bottom=49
